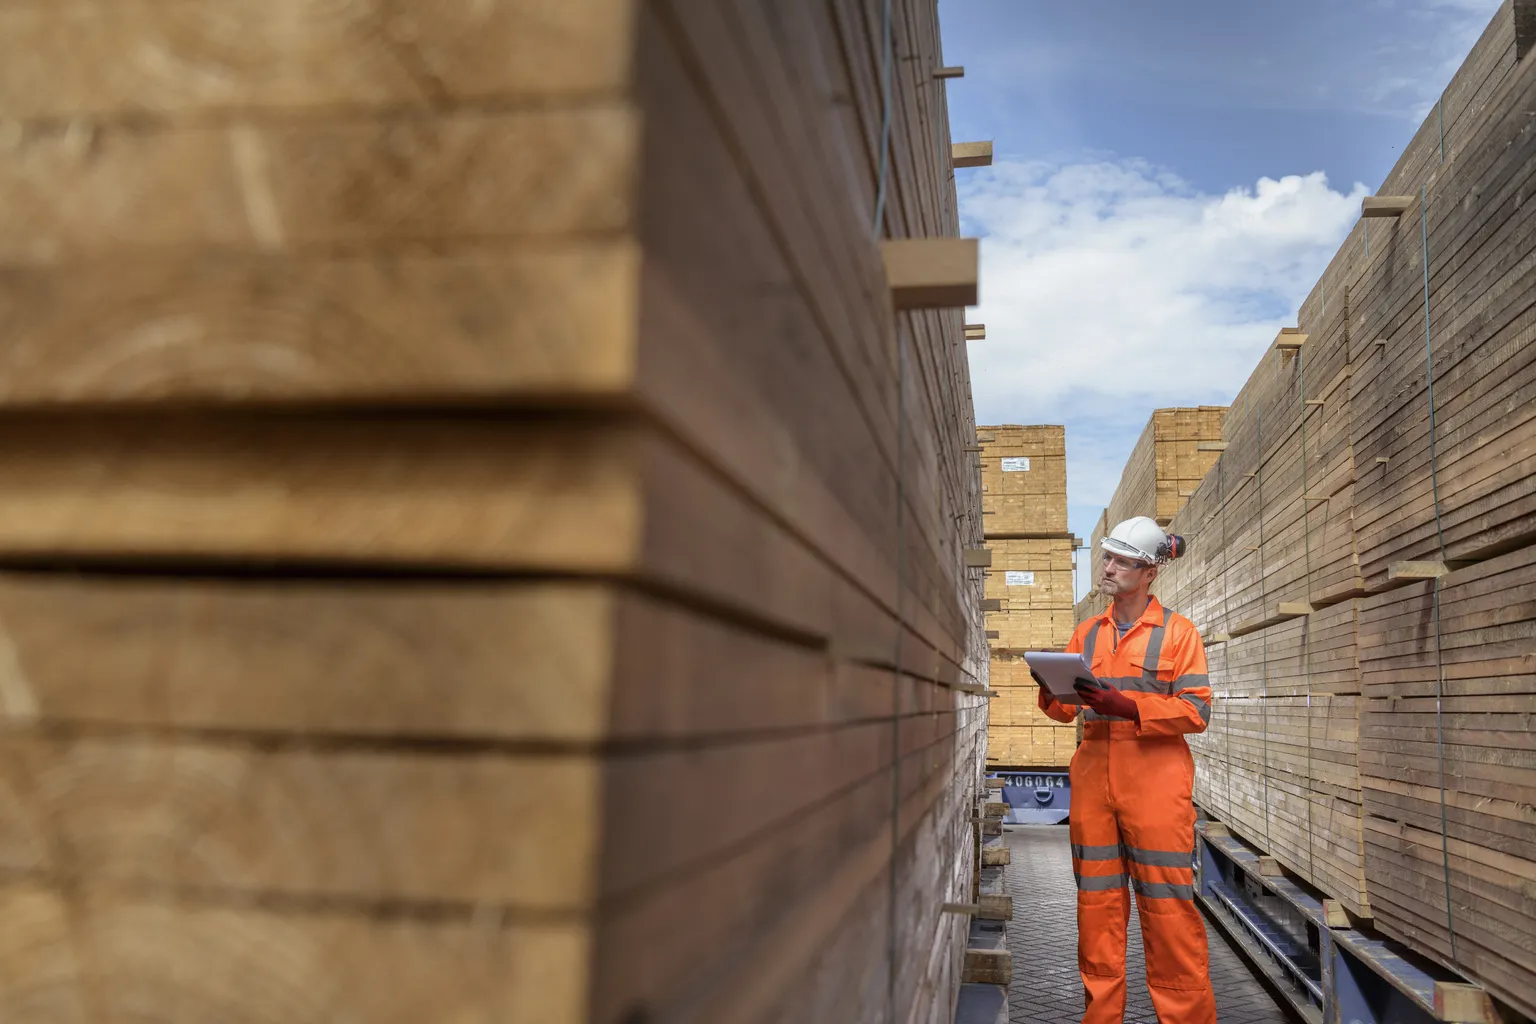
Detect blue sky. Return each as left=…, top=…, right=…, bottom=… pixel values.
left=941, top=0, right=1503, bottom=597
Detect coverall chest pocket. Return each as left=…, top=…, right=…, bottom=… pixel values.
left=1129, top=657, right=1171, bottom=693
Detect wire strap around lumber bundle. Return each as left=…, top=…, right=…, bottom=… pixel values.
left=1255, top=399, right=1271, bottom=855
left=1219, top=453, right=1234, bottom=825
left=1299, top=292, right=1317, bottom=886
left=870, top=2, right=902, bottom=1018
left=1420, top=181, right=1459, bottom=964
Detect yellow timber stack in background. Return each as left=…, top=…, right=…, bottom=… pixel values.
left=978, top=425, right=1078, bottom=769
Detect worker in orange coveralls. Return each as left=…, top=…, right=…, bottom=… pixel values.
left=1035, top=515, right=1217, bottom=1024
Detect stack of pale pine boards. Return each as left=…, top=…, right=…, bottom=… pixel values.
left=1086, top=5, right=1536, bottom=1017
left=0, top=2, right=995, bottom=1022
left=976, top=426, right=1079, bottom=768
left=1074, top=408, right=1228, bottom=624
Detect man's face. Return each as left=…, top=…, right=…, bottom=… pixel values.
left=1100, top=552, right=1155, bottom=596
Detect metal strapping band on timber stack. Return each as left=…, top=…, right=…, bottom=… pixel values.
left=1419, top=178, right=1459, bottom=965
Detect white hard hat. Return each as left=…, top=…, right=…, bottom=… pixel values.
left=1101, top=516, right=1183, bottom=565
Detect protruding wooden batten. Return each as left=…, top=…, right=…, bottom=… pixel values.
left=1321, top=898, right=1372, bottom=928
left=1196, top=441, right=1228, bottom=452
left=965, top=323, right=986, bottom=340
left=934, top=66, right=965, bottom=79
left=1230, top=601, right=1313, bottom=637
left=980, top=598, right=1002, bottom=611
left=1433, top=983, right=1499, bottom=1024
left=952, top=141, right=993, bottom=168
left=1274, top=329, right=1307, bottom=351
left=984, top=630, right=1000, bottom=639
left=1362, top=195, right=1416, bottom=218
left=1387, top=560, right=1467, bottom=580
left=965, top=548, right=992, bottom=568
left=882, top=238, right=980, bottom=309
left=963, top=947, right=1012, bottom=986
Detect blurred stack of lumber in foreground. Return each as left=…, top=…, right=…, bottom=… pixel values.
left=0, top=2, right=993, bottom=1021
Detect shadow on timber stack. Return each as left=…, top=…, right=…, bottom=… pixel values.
left=953, top=787, right=1014, bottom=1024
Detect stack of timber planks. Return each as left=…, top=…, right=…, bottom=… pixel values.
left=978, top=424, right=1068, bottom=535
left=1153, top=5, right=1536, bottom=1016
left=1109, top=408, right=1229, bottom=531
left=0, top=3, right=994, bottom=1023
left=1077, top=408, right=1227, bottom=623
left=978, top=426, right=1077, bottom=768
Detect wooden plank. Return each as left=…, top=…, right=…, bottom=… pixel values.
left=882, top=238, right=980, bottom=309
left=0, top=732, right=597, bottom=908
left=1387, top=560, right=1454, bottom=580
left=934, top=66, right=965, bottom=79
left=0, top=0, right=636, bottom=119
left=0, top=574, right=945, bottom=742
left=0, top=108, right=639, bottom=262
left=1362, top=196, right=1417, bottom=218
left=963, top=948, right=1012, bottom=985
left=952, top=142, right=993, bottom=168
left=0, top=881, right=586, bottom=1024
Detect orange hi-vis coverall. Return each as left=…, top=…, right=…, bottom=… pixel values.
left=1039, top=596, right=1217, bottom=1024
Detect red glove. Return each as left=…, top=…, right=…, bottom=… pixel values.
left=1074, top=678, right=1140, bottom=722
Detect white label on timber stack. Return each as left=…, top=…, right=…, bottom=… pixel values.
left=1005, top=571, right=1036, bottom=586
left=1001, top=457, right=1031, bottom=472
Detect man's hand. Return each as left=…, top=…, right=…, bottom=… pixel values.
left=1074, top=678, right=1140, bottom=722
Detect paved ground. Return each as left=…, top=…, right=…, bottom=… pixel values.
left=1003, top=826, right=1293, bottom=1024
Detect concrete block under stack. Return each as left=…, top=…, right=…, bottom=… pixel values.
left=0, top=2, right=991, bottom=1021
left=978, top=426, right=1077, bottom=769
left=1157, top=7, right=1536, bottom=1016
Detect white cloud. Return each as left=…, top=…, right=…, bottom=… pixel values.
left=961, top=158, right=1366, bottom=520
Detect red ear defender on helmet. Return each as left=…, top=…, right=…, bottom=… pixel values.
left=1156, top=535, right=1186, bottom=564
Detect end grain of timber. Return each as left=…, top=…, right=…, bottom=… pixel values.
left=952, top=141, right=993, bottom=168
left=882, top=238, right=980, bottom=309
left=1386, top=560, right=1451, bottom=580
left=1433, top=983, right=1499, bottom=1024
left=1362, top=195, right=1416, bottom=217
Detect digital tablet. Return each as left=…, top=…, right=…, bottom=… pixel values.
left=1021, top=651, right=1097, bottom=705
